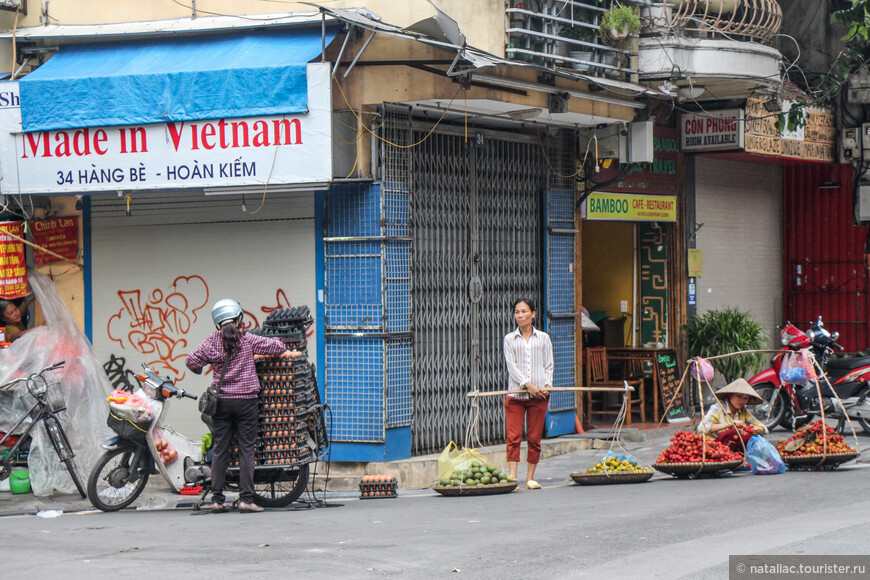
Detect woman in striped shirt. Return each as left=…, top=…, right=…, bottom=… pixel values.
left=503, top=298, right=554, bottom=490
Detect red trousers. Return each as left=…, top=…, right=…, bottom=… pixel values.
left=505, top=396, right=549, bottom=464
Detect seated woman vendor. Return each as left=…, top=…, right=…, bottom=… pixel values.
left=698, top=378, right=767, bottom=450
left=0, top=298, right=33, bottom=341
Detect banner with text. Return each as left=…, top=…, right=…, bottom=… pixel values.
left=584, top=193, right=677, bottom=221
left=0, top=221, right=27, bottom=298
left=681, top=109, right=744, bottom=152
left=0, top=63, right=332, bottom=194
left=31, top=216, right=79, bottom=265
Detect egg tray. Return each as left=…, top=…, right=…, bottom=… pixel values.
left=262, top=305, right=313, bottom=325
left=360, top=475, right=397, bottom=499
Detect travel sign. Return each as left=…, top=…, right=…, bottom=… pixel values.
left=0, top=63, right=332, bottom=194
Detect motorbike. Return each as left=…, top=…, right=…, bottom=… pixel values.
left=86, top=364, right=309, bottom=512
left=747, top=316, right=870, bottom=433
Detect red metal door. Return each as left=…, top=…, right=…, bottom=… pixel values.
left=783, top=163, right=870, bottom=352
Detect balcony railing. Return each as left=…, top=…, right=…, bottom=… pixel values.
left=505, top=0, right=640, bottom=81
left=641, top=0, right=781, bottom=44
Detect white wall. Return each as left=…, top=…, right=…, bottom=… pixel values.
left=90, top=191, right=316, bottom=435
left=694, top=157, right=782, bottom=348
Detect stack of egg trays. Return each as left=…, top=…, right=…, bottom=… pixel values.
left=253, top=351, right=313, bottom=467
left=359, top=475, right=398, bottom=499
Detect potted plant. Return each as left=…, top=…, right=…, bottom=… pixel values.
left=684, top=306, right=767, bottom=384
left=559, top=24, right=596, bottom=71
left=599, top=5, right=642, bottom=45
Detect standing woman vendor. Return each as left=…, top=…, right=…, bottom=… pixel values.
left=503, top=298, right=554, bottom=490
left=186, top=299, right=300, bottom=513
left=698, top=378, right=767, bottom=450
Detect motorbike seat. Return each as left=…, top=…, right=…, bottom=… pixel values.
left=826, top=356, right=870, bottom=372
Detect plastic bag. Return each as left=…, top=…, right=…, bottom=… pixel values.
left=745, top=435, right=786, bottom=475
left=152, top=426, right=178, bottom=465
left=0, top=270, right=113, bottom=496
left=690, top=357, right=714, bottom=382
left=779, top=349, right=816, bottom=386
left=437, top=441, right=490, bottom=480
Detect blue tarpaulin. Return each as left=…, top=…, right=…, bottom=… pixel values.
left=20, top=26, right=338, bottom=132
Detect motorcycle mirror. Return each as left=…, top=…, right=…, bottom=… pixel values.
left=816, top=315, right=824, bottom=326
left=832, top=331, right=840, bottom=341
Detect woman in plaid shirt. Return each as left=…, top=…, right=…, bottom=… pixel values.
left=186, top=299, right=299, bottom=513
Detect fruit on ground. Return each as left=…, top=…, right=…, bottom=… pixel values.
left=437, top=460, right=510, bottom=487
left=656, top=430, right=742, bottom=463
left=586, top=456, right=652, bottom=474
left=776, top=420, right=856, bottom=456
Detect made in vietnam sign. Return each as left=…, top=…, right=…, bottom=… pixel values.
left=680, top=109, right=744, bottom=151
left=0, top=63, right=332, bottom=194
left=584, top=193, right=677, bottom=222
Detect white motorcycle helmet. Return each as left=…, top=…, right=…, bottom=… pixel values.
left=211, top=298, right=243, bottom=329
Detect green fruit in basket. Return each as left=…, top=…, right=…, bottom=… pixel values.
left=480, top=475, right=491, bottom=485
left=499, top=478, right=507, bottom=484
left=464, top=477, right=476, bottom=485
left=438, top=478, right=450, bottom=486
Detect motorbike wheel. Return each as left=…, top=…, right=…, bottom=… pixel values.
left=251, top=463, right=309, bottom=508
left=856, top=392, right=870, bottom=434
left=747, top=383, right=786, bottom=431
left=86, top=448, right=150, bottom=512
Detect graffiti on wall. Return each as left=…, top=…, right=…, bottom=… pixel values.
left=107, top=279, right=312, bottom=381
left=107, top=275, right=210, bottom=379
left=103, top=353, right=140, bottom=392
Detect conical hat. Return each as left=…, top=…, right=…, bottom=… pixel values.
left=714, top=378, right=764, bottom=406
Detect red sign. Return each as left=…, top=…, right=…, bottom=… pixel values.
left=594, top=126, right=680, bottom=196
left=31, top=217, right=79, bottom=265
left=0, top=221, right=27, bottom=299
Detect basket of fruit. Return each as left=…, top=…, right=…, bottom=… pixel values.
left=776, top=420, right=859, bottom=469
left=434, top=460, right=517, bottom=496
left=653, top=430, right=744, bottom=477
left=570, top=454, right=654, bottom=485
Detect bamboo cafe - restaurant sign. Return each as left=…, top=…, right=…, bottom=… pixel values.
left=679, top=98, right=836, bottom=163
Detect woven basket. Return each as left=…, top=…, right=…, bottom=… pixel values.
left=652, top=459, right=743, bottom=476
left=782, top=451, right=859, bottom=468
left=433, top=481, right=518, bottom=496
left=570, top=471, right=654, bottom=485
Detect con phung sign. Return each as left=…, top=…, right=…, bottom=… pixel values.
left=0, top=63, right=332, bottom=194
left=680, top=109, right=744, bottom=152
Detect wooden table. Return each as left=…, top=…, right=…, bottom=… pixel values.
left=604, top=347, right=662, bottom=423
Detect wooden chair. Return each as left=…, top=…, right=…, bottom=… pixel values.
left=584, top=347, right=645, bottom=424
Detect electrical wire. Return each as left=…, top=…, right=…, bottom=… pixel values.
left=334, top=76, right=461, bottom=149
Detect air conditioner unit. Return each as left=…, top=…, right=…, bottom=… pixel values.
left=857, top=184, right=870, bottom=223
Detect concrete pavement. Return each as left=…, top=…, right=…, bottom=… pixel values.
left=4, top=421, right=865, bottom=517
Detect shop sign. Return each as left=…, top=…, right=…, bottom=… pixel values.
left=595, top=126, right=680, bottom=196
left=0, top=221, right=27, bottom=298
left=584, top=192, right=677, bottom=222
left=680, top=109, right=744, bottom=151
left=31, top=217, right=79, bottom=265
left=688, top=248, right=703, bottom=277
left=743, top=98, right=835, bottom=163
left=0, top=64, right=332, bottom=194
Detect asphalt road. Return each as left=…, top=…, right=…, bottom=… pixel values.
left=4, top=436, right=870, bottom=580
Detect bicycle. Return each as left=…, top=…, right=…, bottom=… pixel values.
left=0, top=361, right=86, bottom=498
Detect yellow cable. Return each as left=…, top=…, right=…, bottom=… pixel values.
left=334, top=77, right=461, bottom=149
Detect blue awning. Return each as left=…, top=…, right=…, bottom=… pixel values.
left=20, top=26, right=339, bottom=132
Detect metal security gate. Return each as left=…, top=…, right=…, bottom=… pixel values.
left=407, top=125, right=548, bottom=455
